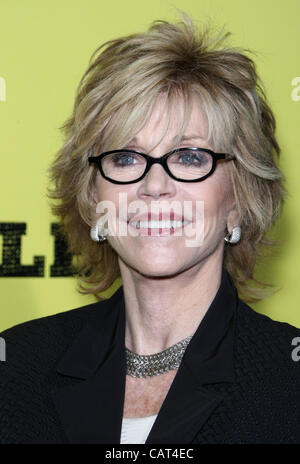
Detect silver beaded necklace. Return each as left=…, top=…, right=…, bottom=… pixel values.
left=125, top=334, right=194, bottom=378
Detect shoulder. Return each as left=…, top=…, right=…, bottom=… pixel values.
left=236, top=298, right=300, bottom=355
left=234, top=299, right=300, bottom=403
left=0, top=286, right=122, bottom=443
left=0, top=288, right=123, bottom=443
left=0, top=286, right=122, bottom=370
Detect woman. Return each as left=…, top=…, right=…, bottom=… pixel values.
left=1, top=14, right=300, bottom=444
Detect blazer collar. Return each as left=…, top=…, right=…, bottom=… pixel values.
left=51, top=267, right=238, bottom=443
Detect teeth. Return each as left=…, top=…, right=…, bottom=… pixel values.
left=130, top=220, right=188, bottom=229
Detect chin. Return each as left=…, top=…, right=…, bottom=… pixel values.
left=120, top=254, right=184, bottom=278
left=134, top=265, right=184, bottom=279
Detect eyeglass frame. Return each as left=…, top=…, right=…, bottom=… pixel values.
left=88, top=147, right=236, bottom=184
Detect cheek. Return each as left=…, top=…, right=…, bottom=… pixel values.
left=96, top=176, right=124, bottom=204
left=198, top=177, right=232, bottom=229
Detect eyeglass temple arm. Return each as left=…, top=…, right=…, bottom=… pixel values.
left=223, top=153, right=236, bottom=160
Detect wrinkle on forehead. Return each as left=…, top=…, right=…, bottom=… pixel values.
left=128, top=91, right=210, bottom=153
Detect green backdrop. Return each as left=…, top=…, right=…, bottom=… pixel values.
left=1, top=0, right=299, bottom=330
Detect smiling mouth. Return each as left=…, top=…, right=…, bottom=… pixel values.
left=128, top=220, right=190, bottom=236
left=130, top=220, right=189, bottom=229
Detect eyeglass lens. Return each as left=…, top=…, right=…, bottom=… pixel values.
left=101, top=149, right=213, bottom=181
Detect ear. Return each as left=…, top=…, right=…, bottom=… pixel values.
left=226, top=208, right=240, bottom=234
left=89, top=175, right=100, bottom=206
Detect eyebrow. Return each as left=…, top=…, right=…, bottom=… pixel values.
left=129, top=134, right=205, bottom=144
left=180, top=135, right=205, bottom=142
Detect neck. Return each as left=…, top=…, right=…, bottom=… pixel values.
left=120, top=251, right=223, bottom=355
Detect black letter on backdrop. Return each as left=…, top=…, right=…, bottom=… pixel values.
left=0, top=223, right=44, bottom=276
left=50, top=223, right=74, bottom=276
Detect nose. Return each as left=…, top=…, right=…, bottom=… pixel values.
left=137, top=162, right=176, bottom=200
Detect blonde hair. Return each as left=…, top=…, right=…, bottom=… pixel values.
left=47, top=13, right=287, bottom=303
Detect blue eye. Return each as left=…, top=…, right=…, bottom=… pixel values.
left=112, top=154, right=136, bottom=165
left=107, top=152, right=146, bottom=169
left=181, top=154, right=199, bottom=164
left=171, top=150, right=209, bottom=166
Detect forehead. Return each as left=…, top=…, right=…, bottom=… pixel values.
left=129, top=93, right=209, bottom=149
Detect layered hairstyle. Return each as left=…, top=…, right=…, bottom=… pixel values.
left=47, top=13, right=287, bottom=303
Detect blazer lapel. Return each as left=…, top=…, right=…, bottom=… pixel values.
left=51, top=268, right=237, bottom=444
left=51, top=289, right=127, bottom=444
left=145, top=363, right=225, bottom=444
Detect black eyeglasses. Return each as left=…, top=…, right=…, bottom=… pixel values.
left=88, top=147, right=235, bottom=184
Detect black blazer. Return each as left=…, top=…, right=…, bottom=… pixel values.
left=1, top=268, right=300, bottom=444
